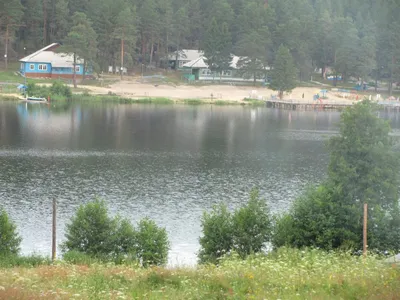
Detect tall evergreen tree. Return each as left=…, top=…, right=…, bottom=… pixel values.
left=202, top=18, right=232, bottom=81
left=270, top=45, right=297, bottom=99
left=63, top=12, right=97, bottom=87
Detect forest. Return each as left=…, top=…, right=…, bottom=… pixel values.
left=1, top=0, right=400, bottom=90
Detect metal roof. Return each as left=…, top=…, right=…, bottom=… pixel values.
left=182, top=57, right=208, bottom=68
left=20, top=43, right=83, bottom=67
left=168, top=49, right=204, bottom=61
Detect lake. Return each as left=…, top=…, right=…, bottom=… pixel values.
left=1, top=102, right=399, bottom=265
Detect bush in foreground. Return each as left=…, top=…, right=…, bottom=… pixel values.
left=199, top=189, right=272, bottom=264
left=0, top=207, right=22, bottom=256
left=61, top=199, right=169, bottom=266
left=134, top=218, right=170, bottom=267
left=273, top=101, right=400, bottom=252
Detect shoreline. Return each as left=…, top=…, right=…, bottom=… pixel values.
left=2, top=93, right=400, bottom=111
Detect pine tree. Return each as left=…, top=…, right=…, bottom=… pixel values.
left=235, top=30, right=269, bottom=86
left=113, top=6, right=137, bottom=79
left=270, top=45, right=297, bottom=99
left=63, top=12, right=98, bottom=87
left=202, top=18, right=232, bottom=81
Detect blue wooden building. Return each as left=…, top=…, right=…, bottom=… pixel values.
left=19, top=43, right=92, bottom=79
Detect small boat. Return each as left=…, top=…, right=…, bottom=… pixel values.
left=20, top=96, right=48, bottom=103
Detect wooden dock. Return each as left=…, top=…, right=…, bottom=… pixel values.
left=265, top=99, right=400, bottom=112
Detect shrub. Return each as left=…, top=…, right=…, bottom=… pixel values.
left=198, top=204, right=233, bottom=264
left=61, top=200, right=169, bottom=267
left=272, top=185, right=358, bottom=250
left=50, top=81, right=72, bottom=98
left=273, top=101, right=400, bottom=252
left=231, top=189, right=272, bottom=258
left=63, top=250, right=100, bottom=265
left=61, top=199, right=135, bottom=259
left=134, top=218, right=169, bottom=267
left=0, top=254, right=51, bottom=268
left=198, top=189, right=272, bottom=264
left=26, top=82, right=72, bottom=98
left=0, top=208, right=22, bottom=255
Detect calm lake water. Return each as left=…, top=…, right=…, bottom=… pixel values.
left=1, top=101, right=400, bottom=265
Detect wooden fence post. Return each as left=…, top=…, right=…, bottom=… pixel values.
left=52, top=198, right=56, bottom=262
left=363, top=203, right=368, bottom=257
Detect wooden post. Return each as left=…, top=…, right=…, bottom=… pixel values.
left=5, top=23, right=9, bottom=70
left=121, top=38, right=124, bottom=80
left=52, top=198, right=56, bottom=262
left=363, top=203, right=368, bottom=257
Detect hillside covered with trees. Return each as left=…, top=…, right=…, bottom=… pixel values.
left=1, top=0, right=400, bottom=90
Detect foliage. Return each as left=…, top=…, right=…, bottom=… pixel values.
left=235, top=30, right=270, bottom=86
left=61, top=200, right=169, bottom=267
left=270, top=45, right=298, bottom=99
left=198, top=204, right=233, bottom=264
left=63, top=12, right=97, bottom=87
left=0, top=254, right=51, bottom=268
left=0, top=208, right=22, bottom=256
left=50, top=81, right=72, bottom=98
left=26, top=82, right=72, bottom=98
left=134, top=218, right=170, bottom=267
left=198, top=189, right=272, bottom=264
left=273, top=100, right=400, bottom=252
left=0, top=248, right=399, bottom=299
left=202, top=17, right=232, bottom=80
left=61, top=199, right=134, bottom=259
left=231, top=189, right=272, bottom=258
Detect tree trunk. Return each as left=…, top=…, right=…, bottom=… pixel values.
left=175, top=38, right=180, bottom=71
left=375, top=74, right=378, bottom=93
left=166, top=31, right=169, bottom=73
left=121, top=38, right=124, bottom=80
left=4, top=23, right=9, bottom=70
left=149, top=41, right=154, bottom=66
left=82, top=59, right=86, bottom=82
left=73, top=53, right=77, bottom=88
left=279, top=90, right=283, bottom=99
left=389, top=56, right=394, bottom=96
left=253, top=73, right=256, bottom=86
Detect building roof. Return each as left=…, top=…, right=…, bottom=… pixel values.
left=183, top=55, right=241, bottom=69
left=181, top=53, right=271, bottom=70
left=168, top=49, right=204, bottom=61
left=20, top=43, right=83, bottom=68
left=182, top=57, right=208, bottom=68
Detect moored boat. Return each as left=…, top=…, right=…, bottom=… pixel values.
left=20, top=96, right=48, bottom=103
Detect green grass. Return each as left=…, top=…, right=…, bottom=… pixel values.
left=183, top=98, right=203, bottom=105
left=0, top=254, right=51, bottom=268
left=214, top=100, right=241, bottom=105
left=0, top=248, right=398, bottom=299
left=0, top=95, right=20, bottom=101
left=243, top=98, right=266, bottom=106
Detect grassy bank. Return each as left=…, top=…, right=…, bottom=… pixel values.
left=0, top=248, right=398, bottom=299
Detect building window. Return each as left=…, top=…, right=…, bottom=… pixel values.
left=38, top=64, right=47, bottom=71
left=75, top=66, right=80, bottom=72
left=29, top=64, right=34, bottom=70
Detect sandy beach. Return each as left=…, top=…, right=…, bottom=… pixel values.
left=79, top=80, right=359, bottom=105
